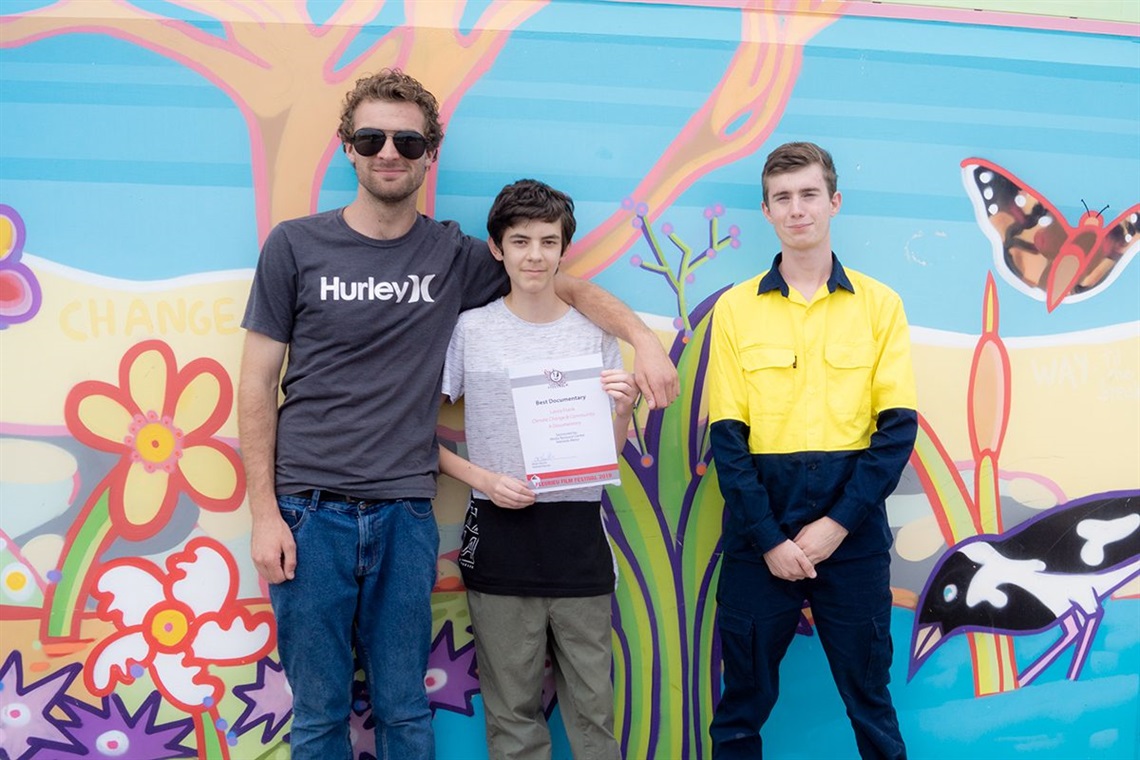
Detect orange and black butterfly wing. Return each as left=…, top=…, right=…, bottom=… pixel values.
left=1072, top=204, right=1140, bottom=296
left=962, top=158, right=1073, bottom=302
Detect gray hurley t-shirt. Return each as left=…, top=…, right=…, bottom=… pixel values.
left=242, top=209, right=508, bottom=499
left=441, top=298, right=622, bottom=503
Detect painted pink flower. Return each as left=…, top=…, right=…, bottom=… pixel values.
left=83, top=538, right=274, bottom=713
left=0, top=204, right=42, bottom=328
left=64, top=340, right=245, bottom=541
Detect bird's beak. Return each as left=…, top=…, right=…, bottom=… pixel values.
left=907, top=623, right=944, bottom=682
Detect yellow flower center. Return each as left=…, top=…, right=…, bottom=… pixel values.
left=135, top=422, right=177, bottom=464
left=5, top=572, right=27, bottom=592
left=150, top=607, right=190, bottom=650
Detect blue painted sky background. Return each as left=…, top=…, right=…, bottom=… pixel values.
left=1, top=3, right=1138, bottom=758
left=0, top=1, right=1137, bottom=339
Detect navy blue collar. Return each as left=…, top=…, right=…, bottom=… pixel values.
left=756, top=252, right=854, bottom=297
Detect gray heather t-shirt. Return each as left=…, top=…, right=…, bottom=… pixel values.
left=242, top=209, right=508, bottom=499
left=441, top=298, right=622, bottom=503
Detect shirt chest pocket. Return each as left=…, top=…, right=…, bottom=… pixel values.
left=824, top=343, right=875, bottom=427
left=741, top=347, right=797, bottom=418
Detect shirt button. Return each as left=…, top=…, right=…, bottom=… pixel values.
left=809, top=463, right=818, bottom=471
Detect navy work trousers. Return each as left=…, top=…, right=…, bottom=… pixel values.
left=710, top=552, right=906, bottom=760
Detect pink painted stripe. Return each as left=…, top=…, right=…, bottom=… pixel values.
left=0, top=422, right=69, bottom=437
left=950, top=460, right=1068, bottom=504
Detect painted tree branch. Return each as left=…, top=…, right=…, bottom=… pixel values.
left=2, top=0, right=545, bottom=239
left=564, top=0, right=844, bottom=277
left=398, top=0, right=551, bottom=215
left=1, top=0, right=270, bottom=82
left=317, top=0, right=388, bottom=56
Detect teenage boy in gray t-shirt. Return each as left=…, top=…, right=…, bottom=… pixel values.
left=440, top=180, right=635, bottom=760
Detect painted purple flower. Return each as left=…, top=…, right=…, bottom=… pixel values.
left=232, top=657, right=292, bottom=743
left=0, top=651, right=80, bottom=759
left=425, top=621, right=480, bottom=716
left=0, top=205, right=42, bottom=328
left=63, top=691, right=194, bottom=759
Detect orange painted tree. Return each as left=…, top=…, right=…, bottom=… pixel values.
left=2, top=0, right=843, bottom=248
left=0, top=0, right=550, bottom=240
left=566, top=0, right=844, bottom=276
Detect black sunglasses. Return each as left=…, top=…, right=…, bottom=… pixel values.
left=349, top=129, right=429, bottom=160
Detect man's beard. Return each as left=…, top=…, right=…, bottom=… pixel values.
left=356, top=161, right=424, bottom=205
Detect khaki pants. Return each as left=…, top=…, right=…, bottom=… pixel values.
left=468, top=590, right=621, bottom=760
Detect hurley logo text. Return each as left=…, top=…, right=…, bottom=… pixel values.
left=319, top=275, right=436, bottom=303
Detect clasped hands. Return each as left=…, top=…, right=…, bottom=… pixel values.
left=762, top=516, right=849, bottom=581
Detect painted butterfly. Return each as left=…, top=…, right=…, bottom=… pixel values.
left=961, top=159, right=1139, bottom=311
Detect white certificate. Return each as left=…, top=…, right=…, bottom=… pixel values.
left=508, top=352, right=620, bottom=493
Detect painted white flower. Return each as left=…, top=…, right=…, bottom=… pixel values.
left=83, top=538, right=274, bottom=712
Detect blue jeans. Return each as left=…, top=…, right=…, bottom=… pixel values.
left=269, top=490, right=439, bottom=760
left=710, top=552, right=905, bottom=760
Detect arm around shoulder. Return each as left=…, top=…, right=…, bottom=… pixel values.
left=554, top=274, right=679, bottom=409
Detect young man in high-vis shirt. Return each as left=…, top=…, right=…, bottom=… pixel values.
left=707, top=142, right=917, bottom=760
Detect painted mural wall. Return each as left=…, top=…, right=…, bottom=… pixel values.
left=1, top=1, right=1137, bottom=758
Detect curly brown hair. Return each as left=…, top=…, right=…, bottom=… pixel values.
left=337, top=69, right=444, bottom=155
left=761, top=142, right=837, bottom=205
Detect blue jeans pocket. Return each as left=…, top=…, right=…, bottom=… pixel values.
left=277, top=494, right=312, bottom=533
left=402, top=498, right=434, bottom=520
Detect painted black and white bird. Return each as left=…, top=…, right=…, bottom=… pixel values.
left=909, top=492, right=1140, bottom=685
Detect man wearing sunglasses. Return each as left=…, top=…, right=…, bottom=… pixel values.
left=238, top=68, right=679, bottom=760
